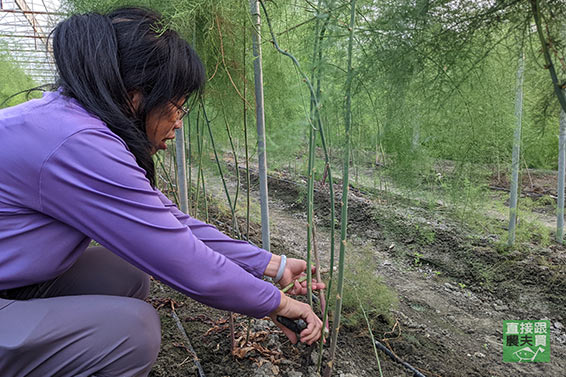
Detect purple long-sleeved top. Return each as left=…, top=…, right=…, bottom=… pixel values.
left=0, top=91, right=280, bottom=318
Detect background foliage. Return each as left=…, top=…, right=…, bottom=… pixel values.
left=4, top=0, right=566, bottom=241
left=0, top=48, right=38, bottom=108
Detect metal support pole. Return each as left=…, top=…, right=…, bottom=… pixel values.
left=557, top=89, right=566, bottom=243
left=249, top=0, right=270, bottom=251
left=176, top=125, right=189, bottom=213
left=508, top=52, right=525, bottom=246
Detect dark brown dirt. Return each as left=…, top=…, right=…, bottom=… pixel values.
left=490, top=168, right=561, bottom=199
left=148, top=281, right=411, bottom=377
left=148, top=161, right=566, bottom=376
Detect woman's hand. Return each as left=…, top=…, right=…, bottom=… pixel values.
left=278, top=258, right=325, bottom=295
left=270, top=293, right=323, bottom=345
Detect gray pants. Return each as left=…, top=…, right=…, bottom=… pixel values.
left=0, top=247, right=161, bottom=377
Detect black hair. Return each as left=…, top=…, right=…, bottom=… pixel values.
left=51, top=7, right=205, bottom=187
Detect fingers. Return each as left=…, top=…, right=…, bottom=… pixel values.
left=271, top=295, right=323, bottom=345
left=291, top=279, right=304, bottom=295
left=282, top=259, right=327, bottom=293
left=299, top=312, right=323, bottom=344
left=288, top=278, right=325, bottom=295
left=313, top=281, right=326, bottom=290
left=303, top=278, right=325, bottom=290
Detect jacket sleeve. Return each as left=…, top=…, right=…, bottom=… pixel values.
left=154, top=189, right=272, bottom=278
left=38, top=129, right=280, bottom=318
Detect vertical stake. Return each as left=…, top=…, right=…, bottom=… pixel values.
left=508, top=51, right=525, bottom=246
left=175, top=124, right=189, bottom=213
left=557, top=88, right=566, bottom=243
left=250, top=0, right=271, bottom=251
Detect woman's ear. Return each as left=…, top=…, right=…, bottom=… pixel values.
left=129, top=90, right=143, bottom=113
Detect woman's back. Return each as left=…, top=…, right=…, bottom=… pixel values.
left=0, top=91, right=127, bottom=289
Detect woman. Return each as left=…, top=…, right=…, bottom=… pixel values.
left=0, top=7, right=323, bottom=376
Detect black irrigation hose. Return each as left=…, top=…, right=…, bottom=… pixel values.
left=172, top=310, right=206, bottom=377
left=156, top=283, right=206, bottom=377
left=374, top=340, right=426, bottom=377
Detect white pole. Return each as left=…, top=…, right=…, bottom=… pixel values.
left=508, top=52, right=525, bottom=246
left=175, top=125, right=188, bottom=213
left=556, top=89, right=566, bottom=243
left=250, top=0, right=270, bottom=251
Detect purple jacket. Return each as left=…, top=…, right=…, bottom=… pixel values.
left=0, top=91, right=280, bottom=318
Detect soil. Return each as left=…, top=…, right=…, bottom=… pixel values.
left=147, top=160, right=566, bottom=377
left=490, top=168, right=559, bottom=199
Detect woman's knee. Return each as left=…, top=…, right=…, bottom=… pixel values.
left=125, top=299, right=161, bottom=354
left=103, top=299, right=162, bottom=375
left=132, top=269, right=150, bottom=300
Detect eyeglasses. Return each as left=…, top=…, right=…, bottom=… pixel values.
left=170, top=101, right=189, bottom=121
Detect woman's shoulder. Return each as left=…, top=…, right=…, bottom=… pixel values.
left=0, top=92, right=134, bottom=210
left=2, top=90, right=106, bottom=136
left=0, top=91, right=133, bottom=191
left=1, top=91, right=127, bottom=158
